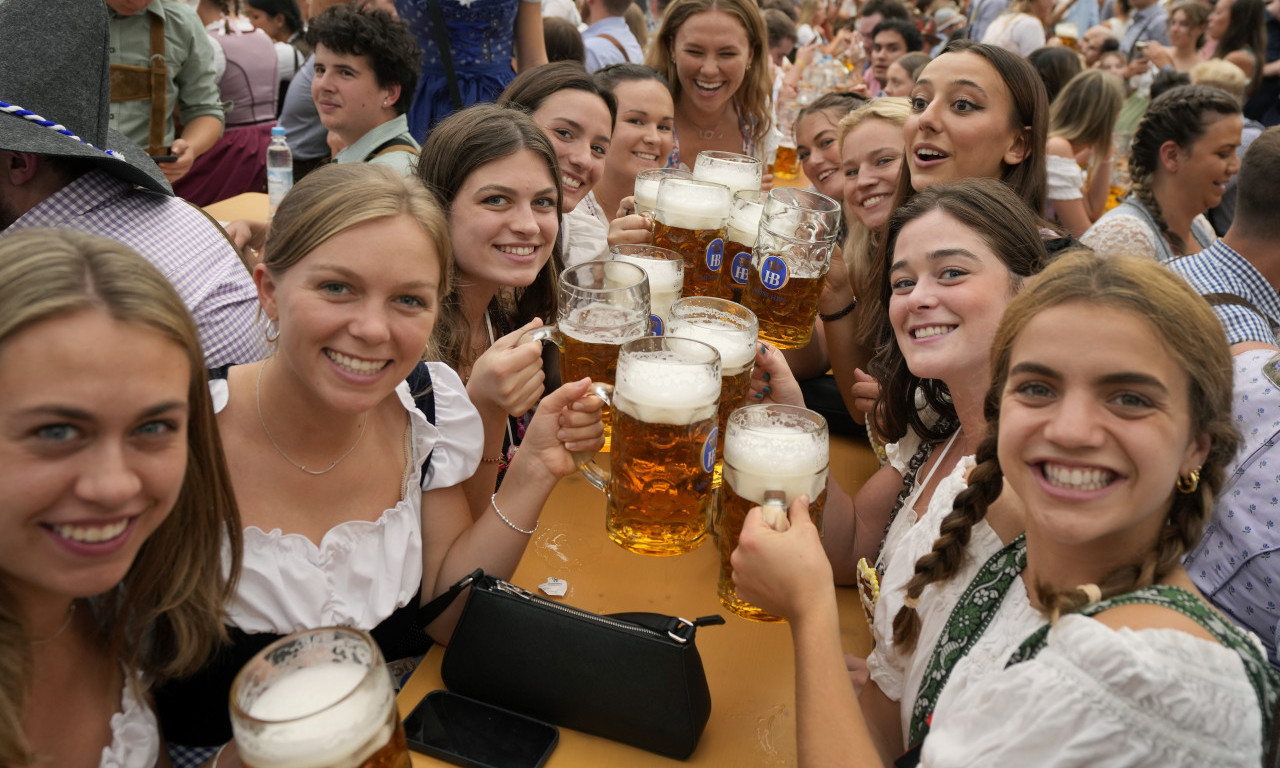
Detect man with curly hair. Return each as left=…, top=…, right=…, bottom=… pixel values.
left=309, top=2, right=422, bottom=175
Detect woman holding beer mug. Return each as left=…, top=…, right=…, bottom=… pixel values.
left=419, top=104, right=573, bottom=500
left=155, top=163, right=604, bottom=758
left=732, top=251, right=1277, bottom=766
left=0, top=230, right=240, bottom=767
left=498, top=61, right=618, bottom=268
left=589, top=64, right=677, bottom=232
left=646, top=0, right=773, bottom=170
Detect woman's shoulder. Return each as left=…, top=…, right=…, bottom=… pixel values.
left=1081, top=204, right=1159, bottom=257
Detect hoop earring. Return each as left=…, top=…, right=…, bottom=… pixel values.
left=265, top=321, right=280, bottom=343
left=1175, top=467, right=1200, bottom=494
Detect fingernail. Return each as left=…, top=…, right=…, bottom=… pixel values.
left=759, top=343, right=767, bottom=354
left=763, top=385, right=772, bottom=395
left=753, top=391, right=764, bottom=400
left=763, top=372, right=771, bottom=382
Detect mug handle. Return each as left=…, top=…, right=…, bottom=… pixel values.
left=573, top=382, right=614, bottom=491
left=521, top=325, right=563, bottom=350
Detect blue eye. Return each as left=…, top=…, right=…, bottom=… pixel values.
left=1014, top=381, right=1053, bottom=399
left=35, top=423, right=79, bottom=441
left=135, top=420, right=176, bottom=437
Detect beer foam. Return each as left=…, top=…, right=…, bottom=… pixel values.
left=727, top=203, right=763, bottom=247
left=562, top=303, right=649, bottom=343
left=724, top=417, right=828, bottom=504
left=613, top=254, right=682, bottom=294
left=615, top=351, right=720, bottom=424
left=657, top=182, right=731, bottom=229
left=634, top=176, right=661, bottom=212
left=693, top=161, right=762, bottom=196
left=668, top=315, right=756, bottom=373
left=238, top=664, right=394, bottom=768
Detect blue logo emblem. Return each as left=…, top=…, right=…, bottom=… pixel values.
left=760, top=255, right=789, bottom=291
left=705, top=238, right=725, bottom=272
left=730, top=251, right=750, bottom=285
left=701, top=427, right=718, bottom=473
left=649, top=314, right=664, bottom=336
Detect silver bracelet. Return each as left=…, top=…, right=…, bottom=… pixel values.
left=490, top=492, right=537, bottom=535
left=211, top=744, right=228, bottom=768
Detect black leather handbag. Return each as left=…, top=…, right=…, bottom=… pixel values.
left=423, top=570, right=724, bottom=760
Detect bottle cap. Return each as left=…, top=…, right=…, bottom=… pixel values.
left=271, top=125, right=286, bottom=136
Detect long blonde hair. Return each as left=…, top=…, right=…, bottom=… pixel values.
left=1049, top=70, right=1124, bottom=179
left=0, top=230, right=242, bottom=765
left=646, top=0, right=773, bottom=149
left=837, top=97, right=909, bottom=344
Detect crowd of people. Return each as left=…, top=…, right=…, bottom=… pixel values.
left=2, top=0, right=1279, bottom=765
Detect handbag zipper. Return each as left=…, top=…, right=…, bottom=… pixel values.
left=490, top=578, right=689, bottom=643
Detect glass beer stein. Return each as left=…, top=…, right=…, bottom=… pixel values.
left=742, top=188, right=841, bottom=349
left=722, top=190, right=765, bottom=303
left=666, top=296, right=758, bottom=491
left=692, top=150, right=763, bottom=198
left=652, top=177, right=732, bottom=299
left=577, top=336, right=722, bottom=556
left=718, top=405, right=829, bottom=621
left=610, top=244, right=684, bottom=335
left=524, top=260, right=650, bottom=451
left=230, top=627, right=410, bottom=768
left=633, top=167, right=692, bottom=215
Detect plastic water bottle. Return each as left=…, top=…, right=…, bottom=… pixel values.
left=266, top=125, right=293, bottom=219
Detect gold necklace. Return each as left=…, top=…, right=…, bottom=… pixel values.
left=256, top=359, right=367, bottom=475
left=31, top=602, right=76, bottom=645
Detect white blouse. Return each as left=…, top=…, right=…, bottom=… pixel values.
left=563, top=191, right=611, bottom=268
left=1046, top=154, right=1085, bottom=202
left=101, top=674, right=160, bottom=768
left=923, top=615, right=1265, bottom=766
left=210, top=363, right=483, bottom=634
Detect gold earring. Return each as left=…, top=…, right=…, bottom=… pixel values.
left=1175, top=467, right=1200, bottom=494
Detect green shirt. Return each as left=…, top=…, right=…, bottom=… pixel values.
left=107, top=0, right=224, bottom=150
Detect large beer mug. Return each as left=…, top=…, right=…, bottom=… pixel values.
left=634, top=167, right=692, bottom=215
left=666, top=296, right=758, bottom=490
left=230, top=627, right=410, bottom=768
left=524, top=260, right=650, bottom=451
left=742, top=188, right=841, bottom=349
left=610, top=244, right=684, bottom=335
left=652, top=177, right=732, bottom=299
left=722, top=190, right=765, bottom=304
left=692, top=150, right=763, bottom=197
left=578, top=336, right=721, bottom=556
left=719, top=405, right=829, bottom=621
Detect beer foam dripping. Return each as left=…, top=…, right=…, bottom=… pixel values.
left=669, top=313, right=756, bottom=373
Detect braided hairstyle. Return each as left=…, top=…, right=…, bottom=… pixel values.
left=891, top=251, right=1240, bottom=651
left=1126, top=84, right=1240, bottom=257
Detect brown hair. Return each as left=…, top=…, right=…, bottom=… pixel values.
left=891, top=250, right=1238, bottom=651
left=646, top=0, right=773, bottom=148
left=0, top=230, right=242, bottom=764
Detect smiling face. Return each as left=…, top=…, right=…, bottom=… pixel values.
left=888, top=208, right=1016, bottom=385
left=449, top=149, right=559, bottom=296
left=904, top=51, right=1029, bottom=191
left=311, top=44, right=400, bottom=146
left=604, top=79, right=675, bottom=188
left=0, top=309, right=189, bottom=614
left=531, top=89, right=613, bottom=210
left=257, top=214, right=441, bottom=413
left=841, top=118, right=904, bottom=231
left=1207, top=0, right=1231, bottom=40
left=1173, top=113, right=1243, bottom=212
left=883, top=59, right=915, bottom=98
left=671, top=10, right=752, bottom=116
left=796, top=109, right=846, bottom=199
left=870, top=29, right=908, bottom=84
left=998, top=302, right=1209, bottom=564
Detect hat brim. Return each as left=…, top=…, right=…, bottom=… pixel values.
left=0, top=111, right=172, bottom=195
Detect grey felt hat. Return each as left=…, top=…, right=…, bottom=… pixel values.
left=0, top=0, right=172, bottom=194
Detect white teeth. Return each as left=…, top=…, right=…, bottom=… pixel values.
left=326, top=350, right=387, bottom=375
left=499, top=245, right=536, bottom=256
left=1043, top=463, right=1115, bottom=491
left=51, top=519, right=129, bottom=544
left=862, top=194, right=887, bottom=207
left=694, top=80, right=724, bottom=90
left=817, top=169, right=835, bottom=182
left=911, top=325, right=953, bottom=338
left=561, top=175, right=582, bottom=190
left=917, top=148, right=946, bottom=158
left=634, top=152, right=657, bottom=161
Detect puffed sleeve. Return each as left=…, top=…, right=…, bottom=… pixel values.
left=921, top=617, right=1264, bottom=767
left=1046, top=155, right=1085, bottom=202
left=417, top=362, right=483, bottom=490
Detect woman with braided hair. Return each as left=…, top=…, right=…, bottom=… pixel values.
left=1081, top=84, right=1242, bottom=262
left=731, top=250, right=1278, bottom=766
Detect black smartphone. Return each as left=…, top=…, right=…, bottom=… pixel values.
left=403, top=689, right=558, bottom=768
left=149, top=154, right=179, bottom=163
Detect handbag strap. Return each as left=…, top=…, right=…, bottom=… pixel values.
left=417, top=568, right=486, bottom=629
left=1006, top=584, right=1279, bottom=757
left=424, top=0, right=463, bottom=110
left=906, top=533, right=1027, bottom=748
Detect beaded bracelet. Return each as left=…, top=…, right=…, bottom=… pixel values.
left=490, top=492, right=537, bottom=535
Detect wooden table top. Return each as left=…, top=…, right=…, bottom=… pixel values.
left=398, top=434, right=878, bottom=766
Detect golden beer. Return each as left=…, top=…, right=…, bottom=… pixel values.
left=771, top=143, right=800, bottom=180
left=233, top=629, right=411, bottom=768
left=1055, top=21, right=1079, bottom=50
left=743, top=267, right=826, bottom=348
left=722, top=191, right=763, bottom=303
left=653, top=220, right=729, bottom=299
left=717, top=405, right=829, bottom=621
